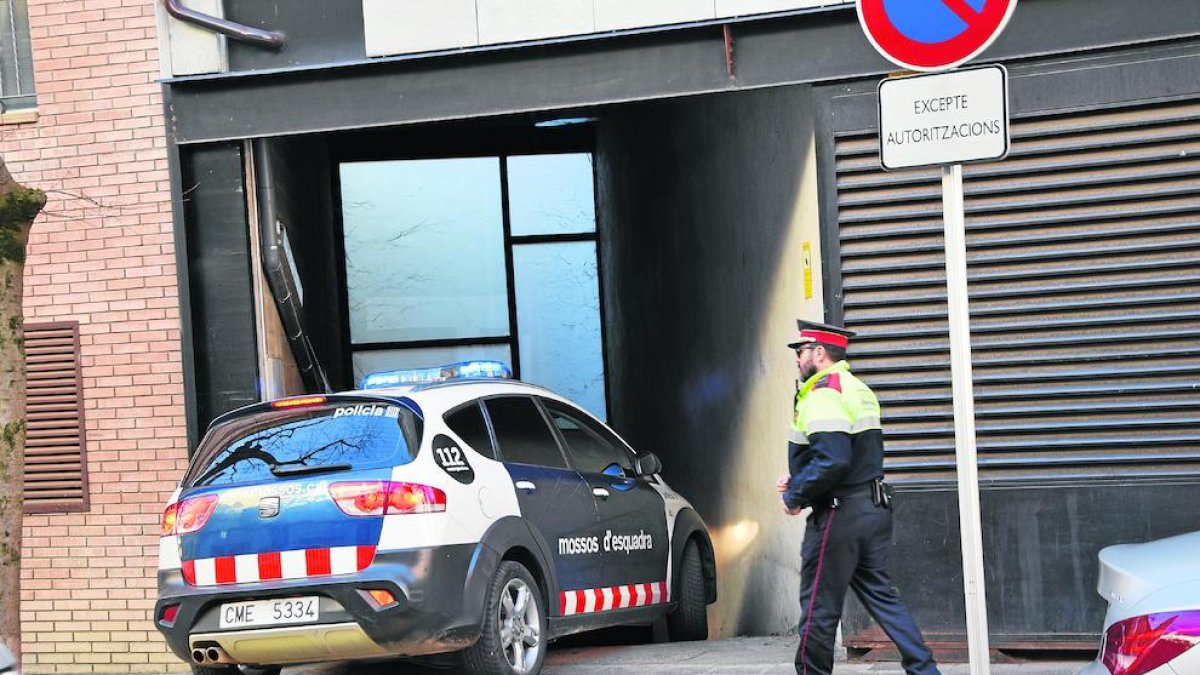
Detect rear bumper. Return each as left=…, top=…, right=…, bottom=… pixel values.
left=155, top=543, right=497, bottom=665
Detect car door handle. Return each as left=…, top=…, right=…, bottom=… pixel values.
left=515, top=480, right=536, bottom=493
left=592, top=487, right=610, bottom=500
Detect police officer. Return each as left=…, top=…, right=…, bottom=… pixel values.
left=777, top=320, right=940, bottom=675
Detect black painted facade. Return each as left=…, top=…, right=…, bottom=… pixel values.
left=164, top=0, right=1200, bottom=653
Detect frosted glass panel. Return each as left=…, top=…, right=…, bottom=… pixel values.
left=513, top=242, right=606, bottom=419
left=341, top=159, right=509, bottom=344
left=352, top=344, right=513, bottom=387
left=507, top=154, right=596, bottom=237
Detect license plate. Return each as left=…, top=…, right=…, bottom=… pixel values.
left=218, top=596, right=320, bottom=629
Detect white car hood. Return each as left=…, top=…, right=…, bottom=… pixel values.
left=1098, top=530, right=1200, bottom=613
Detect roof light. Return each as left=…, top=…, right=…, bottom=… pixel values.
left=534, top=116, right=597, bottom=128
left=271, top=395, right=328, bottom=409
left=360, top=360, right=512, bottom=389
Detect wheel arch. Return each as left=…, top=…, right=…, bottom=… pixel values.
left=670, top=508, right=717, bottom=605
left=474, top=516, right=561, bottom=617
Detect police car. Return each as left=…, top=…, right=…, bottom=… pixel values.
left=155, top=362, right=717, bottom=675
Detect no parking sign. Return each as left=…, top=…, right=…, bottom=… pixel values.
left=857, top=0, right=1017, bottom=72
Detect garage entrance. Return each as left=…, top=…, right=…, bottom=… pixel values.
left=179, top=86, right=820, bottom=639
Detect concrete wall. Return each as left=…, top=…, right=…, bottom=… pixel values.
left=1, top=0, right=187, bottom=671
left=595, top=85, right=824, bottom=637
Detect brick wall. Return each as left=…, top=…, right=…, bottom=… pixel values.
left=0, top=0, right=189, bottom=672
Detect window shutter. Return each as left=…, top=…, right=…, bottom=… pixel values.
left=23, top=321, right=89, bottom=513
left=833, top=99, right=1200, bottom=486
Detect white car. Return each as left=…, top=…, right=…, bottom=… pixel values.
left=1078, top=530, right=1200, bottom=675
left=155, top=362, right=716, bottom=675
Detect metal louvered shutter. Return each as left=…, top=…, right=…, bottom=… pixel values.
left=24, top=321, right=89, bottom=513
left=835, top=99, right=1200, bottom=487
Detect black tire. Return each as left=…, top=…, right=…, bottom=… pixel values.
left=666, top=539, right=709, bottom=642
left=461, top=561, right=548, bottom=675
left=239, top=667, right=282, bottom=675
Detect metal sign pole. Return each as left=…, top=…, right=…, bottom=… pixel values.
left=941, top=163, right=992, bottom=675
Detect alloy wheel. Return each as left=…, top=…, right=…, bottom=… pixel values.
left=497, top=577, right=541, bottom=673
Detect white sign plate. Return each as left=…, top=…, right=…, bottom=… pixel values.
left=878, top=65, right=1010, bottom=170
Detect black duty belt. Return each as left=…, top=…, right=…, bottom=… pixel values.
left=830, top=485, right=873, bottom=499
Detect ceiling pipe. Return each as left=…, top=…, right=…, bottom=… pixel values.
left=161, top=0, right=285, bottom=49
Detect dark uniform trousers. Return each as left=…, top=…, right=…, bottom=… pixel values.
left=796, top=495, right=939, bottom=675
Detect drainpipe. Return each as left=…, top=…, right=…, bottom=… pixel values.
left=161, top=0, right=285, bottom=49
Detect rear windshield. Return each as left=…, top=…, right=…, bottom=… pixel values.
left=185, top=401, right=423, bottom=489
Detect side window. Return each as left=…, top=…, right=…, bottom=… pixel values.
left=444, top=402, right=496, bottom=460
left=543, top=400, right=634, bottom=475
left=483, top=396, right=568, bottom=469
left=0, top=0, right=37, bottom=113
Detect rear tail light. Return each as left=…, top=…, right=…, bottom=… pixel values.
left=329, top=481, right=446, bottom=517
left=387, top=482, right=447, bottom=515
left=1102, top=610, right=1200, bottom=675
left=160, top=494, right=220, bottom=536
left=161, top=503, right=178, bottom=536
left=159, top=603, right=180, bottom=625
left=366, top=589, right=398, bottom=607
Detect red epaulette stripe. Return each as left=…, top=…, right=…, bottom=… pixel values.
left=827, top=372, right=842, bottom=392
left=181, top=560, right=196, bottom=585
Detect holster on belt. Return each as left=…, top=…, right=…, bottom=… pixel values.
left=871, top=478, right=894, bottom=510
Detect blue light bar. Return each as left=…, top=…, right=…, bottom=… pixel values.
left=360, top=360, right=513, bottom=389
left=534, top=116, right=597, bottom=128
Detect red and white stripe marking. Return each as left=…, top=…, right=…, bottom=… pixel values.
left=559, top=581, right=668, bottom=616
left=181, top=545, right=376, bottom=586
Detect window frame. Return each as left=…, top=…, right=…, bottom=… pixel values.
left=339, top=152, right=601, bottom=369
left=330, top=133, right=611, bottom=419
left=0, top=0, right=38, bottom=115
left=184, top=398, right=424, bottom=489
left=479, top=394, right=573, bottom=471
left=540, top=396, right=638, bottom=477
left=442, top=399, right=499, bottom=461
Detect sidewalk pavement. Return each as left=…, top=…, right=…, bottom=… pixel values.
left=287, top=636, right=1091, bottom=675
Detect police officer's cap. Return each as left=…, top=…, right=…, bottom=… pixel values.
left=787, top=320, right=855, bottom=350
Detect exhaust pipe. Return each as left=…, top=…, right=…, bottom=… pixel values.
left=190, top=643, right=233, bottom=665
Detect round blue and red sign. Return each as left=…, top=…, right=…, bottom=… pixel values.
left=857, top=0, right=1017, bottom=72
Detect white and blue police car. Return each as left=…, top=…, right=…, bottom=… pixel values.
left=155, top=362, right=717, bottom=675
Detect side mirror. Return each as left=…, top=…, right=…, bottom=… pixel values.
left=635, top=452, right=662, bottom=477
